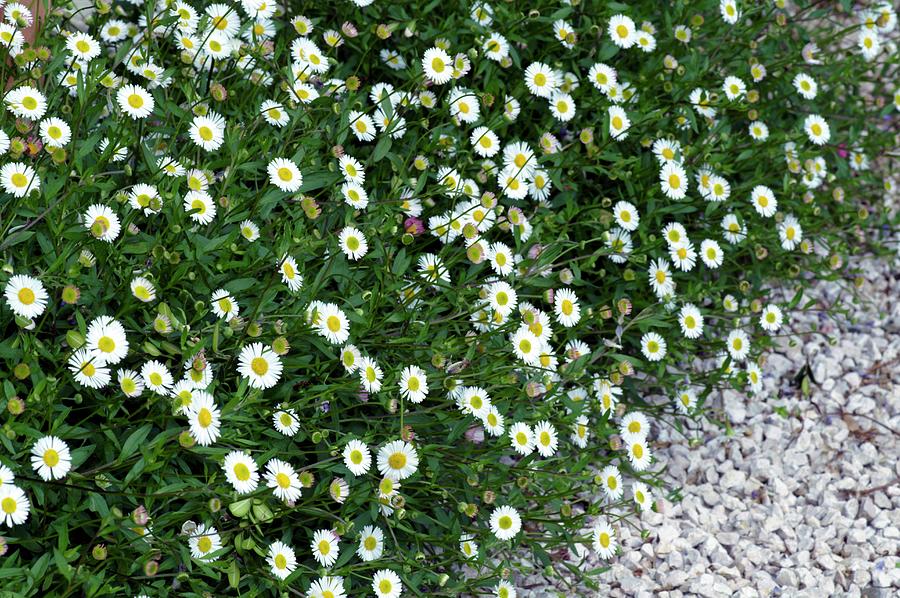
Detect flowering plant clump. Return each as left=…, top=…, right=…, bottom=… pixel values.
left=0, top=0, right=897, bottom=595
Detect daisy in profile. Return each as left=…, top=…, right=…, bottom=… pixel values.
left=483, top=406, right=506, bottom=437
left=675, top=387, right=698, bottom=414
left=372, top=569, right=402, bottom=598
left=460, top=534, right=479, bottom=560
left=803, top=114, right=830, bottom=145
left=341, top=182, right=369, bottom=209
left=347, top=110, right=376, bottom=142
left=793, top=73, right=817, bottom=99
left=317, top=303, right=350, bottom=345
left=130, top=277, right=156, bottom=303
left=268, top=540, right=296, bottom=580
left=727, top=329, right=750, bottom=361
left=31, top=436, right=72, bottom=481
left=1, top=162, right=40, bottom=197
left=359, top=357, right=384, bottom=393
left=260, top=99, right=289, bottom=127
left=608, top=14, right=636, bottom=48
left=628, top=439, right=652, bottom=470
left=377, top=440, right=419, bottom=481
left=533, top=421, right=558, bottom=457
left=608, top=106, right=630, bottom=140
left=648, top=258, right=675, bottom=298
left=338, top=155, right=365, bottom=185
left=641, top=332, right=667, bottom=361
left=240, top=220, right=260, bottom=242
left=211, top=289, right=239, bottom=321
left=237, top=343, right=283, bottom=389
left=267, top=158, right=303, bottom=192
left=357, top=525, right=385, bottom=562
left=69, top=349, right=111, bottom=388
left=700, top=239, right=724, bottom=269
left=722, top=76, right=746, bottom=100
left=496, top=581, right=517, bottom=598
left=279, top=255, right=303, bottom=292
left=523, top=61, right=557, bottom=98
left=312, top=529, right=340, bottom=567
left=82, top=204, right=122, bottom=243
left=747, top=363, right=763, bottom=393
left=141, top=360, right=174, bottom=394
left=422, top=47, right=453, bottom=84
left=600, top=465, right=623, bottom=500
left=340, top=344, right=362, bottom=373
left=189, top=524, right=222, bottom=561
left=489, top=505, right=522, bottom=541
left=86, top=315, right=129, bottom=365
left=779, top=215, right=803, bottom=250
left=760, top=305, right=783, bottom=332
left=592, top=520, right=617, bottom=559
left=633, top=482, right=653, bottom=511
left=128, top=183, right=161, bottom=215
left=511, top=327, right=541, bottom=365
left=0, top=484, right=29, bottom=527
left=265, top=458, right=302, bottom=503
left=4, top=274, right=48, bottom=319
left=399, top=365, right=428, bottom=403
left=183, top=190, right=217, bottom=225
left=118, top=369, right=144, bottom=397
left=186, top=391, right=220, bottom=446
left=223, top=450, right=259, bottom=494
left=273, top=409, right=300, bottom=436
left=470, top=126, right=501, bottom=158
left=117, top=84, right=154, bottom=119
left=571, top=415, right=590, bottom=448
left=750, top=185, right=778, bottom=217
left=678, top=304, right=704, bottom=339
left=508, top=422, right=534, bottom=455
left=343, top=439, right=372, bottom=476
left=189, top=111, right=226, bottom=151
left=5, top=85, right=47, bottom=120
left=338, top=226, right=368, bottom=261
left=720, top=0, right=740, bottom=24
left=554, top=288, right=581, bottom=327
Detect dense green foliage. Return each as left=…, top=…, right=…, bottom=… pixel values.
left=0, top=0, right=896, bottom=596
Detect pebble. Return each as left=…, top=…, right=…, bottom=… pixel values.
left=528, top=257, right=900, bottom=596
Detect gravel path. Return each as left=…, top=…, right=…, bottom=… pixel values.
left=606, top=258, right=900, bottom=597
left=525, top=256, right=900, bottom=597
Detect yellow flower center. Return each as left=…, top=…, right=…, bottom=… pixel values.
left=11, top=173, right=28, bottom=187
left=198, top=408, right=212, bottom=428
left=498, top=515, right=512, bottom=529
left=198, top=126, right=213, bottom=141
left=234, top=463, right=250, bottom=481
left=22, top=96, right=37, bottom=110
left=97, top=336, right=115, bottom=354
left=275, top=472, right=290, bottom=488
left=17, top=288, right=35, bottom=305
left=274, top=553, right=287, bottom=569
left=326, top=315, right=341, bottom=332
left=43, top=449, right=60, bottom=467
left=407, top=377, right=420, bottom=392
left=128, top=94, right=144, bottom=109
left=318, top=540, right=331, bottom=555
left=632, top=443, right=643, bottom=458
left=251, top=357, right=269, bottom=376
left=198, top=536, right=212, bottom=553
left=561, top=299, right=573, bottom=315
left=277, top=167, right=293, bottom=181
left=534, top=73, right=546, bottom=86
left=668, top=174, right=681, bottom=189
left=388, top=452, right=407, bottom=470
left=616, top=24, right=628, bottom=38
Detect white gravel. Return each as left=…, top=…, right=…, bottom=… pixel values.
left=527, top=256, right=900, bottom=597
